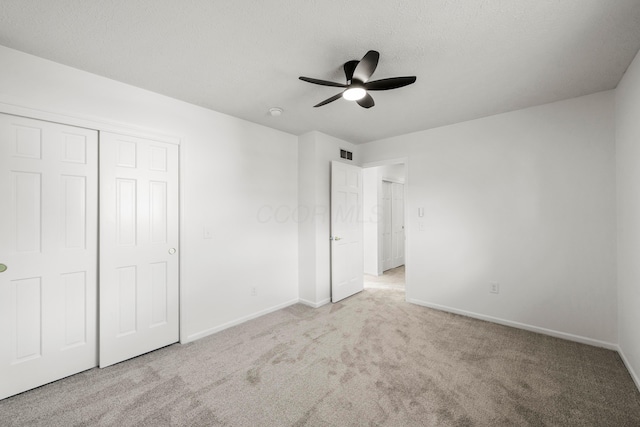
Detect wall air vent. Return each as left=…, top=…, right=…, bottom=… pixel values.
left=340, top=149, right=353, bottom=161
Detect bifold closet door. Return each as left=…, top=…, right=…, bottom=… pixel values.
left=391, top=182, right=405, bottom=268
left=99, top=132, right=179, bottom=368
left=381, top=181, right=405, bottom=271
left=381, top=181, right=392, bottom=271
left=0, top=114, right=98, bottom=400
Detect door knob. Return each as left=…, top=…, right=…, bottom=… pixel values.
left=0, top=264, right=7, bottom=273
left=332, top=236, right=341, bottom=241
left=168, top=248, right=176, bottom=255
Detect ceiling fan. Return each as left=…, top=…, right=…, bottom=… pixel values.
left=299, top=50, right=416, bottom=109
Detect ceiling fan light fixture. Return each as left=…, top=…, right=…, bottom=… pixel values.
left=299, top=50, right=416, bottom=108
left=343, top=87, right=366, bottom=101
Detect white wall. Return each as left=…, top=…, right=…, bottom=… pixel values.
left=379, top=164, right=406, bottom=183
left=360, top=91, right=617, bottom=346
left=298, top=131, right=359, bottom=306
left=616, top=47, right=640, bottom=389
left=0, top=45, right=299, bottom=343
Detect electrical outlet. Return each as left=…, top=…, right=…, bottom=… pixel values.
left=251, top=287, right=257, bottom=296
left=490, top=282, right=500, bottom=294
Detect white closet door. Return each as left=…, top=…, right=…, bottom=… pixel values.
left=381, top=181, right=393, bottom=271
left=0, top=114, right=98, bottom=400
left=331, top=161, right=363, bottom=303
left=99, top=132, right=179, bottom=368
left=391, top=182, right=405, bottom=268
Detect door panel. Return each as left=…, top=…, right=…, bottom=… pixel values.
left=331, top=161, right=363, bottom=303
left=0, top=114, right=98, bottom=400
left=381, top=181, right=392, bottom=271
left=382, top=181, right=405, bottom=271
left=99, top=132, right=179, bottom=368
left=391, top=182, right=405, bottom=268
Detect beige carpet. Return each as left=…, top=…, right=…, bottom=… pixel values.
left=1, top=287, right=639, bottom=426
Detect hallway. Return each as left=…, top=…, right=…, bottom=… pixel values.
left=364, top=265, right=405, bottom=290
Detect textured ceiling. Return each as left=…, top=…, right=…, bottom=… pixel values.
left=1, top=1, right=640, bottom=144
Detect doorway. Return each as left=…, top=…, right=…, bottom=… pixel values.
left=362, top=162, right=407, bottom=292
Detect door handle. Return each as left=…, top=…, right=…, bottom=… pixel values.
left=168, top=248, right=176, bottom=255
left=0, top=264, right=6, bottom=273
left=330, top=236, right=342, bottom=241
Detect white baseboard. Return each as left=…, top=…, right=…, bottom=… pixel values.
left=299, top=297, right=330, bottom=308
left=407, top=298, right=618, bottom=351
left=182, top=298, right=299, bottom=343
left=617, top=345, right=640, bottom=393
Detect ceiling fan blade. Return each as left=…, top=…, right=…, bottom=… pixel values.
left=299, top=76, right=346, bottom=88
left=352, top=50, right=379, bottom=83
left=365, top=76, right=417, bottom=91
left=314, top=92, right=344, bottom=107
left=356, top=93, right=375, bottom=109
left=343, top=60, right=359, bottom=82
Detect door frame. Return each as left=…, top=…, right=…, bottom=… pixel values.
left=362, top=157, right=409, bottom=299
left=0, top=100, right=185, bottom=346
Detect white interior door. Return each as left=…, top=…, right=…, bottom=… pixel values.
left=99, top=132, right=179, bottom=368
left=0, top=114, right=98, bottom=400
left=381, top=181, right=393, bottom=271
left=331, top=161, right=363, bottom=303
left=391, top=182, right=405, bottom=268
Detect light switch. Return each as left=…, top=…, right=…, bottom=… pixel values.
left=418, top=207, right=424, bottom=217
